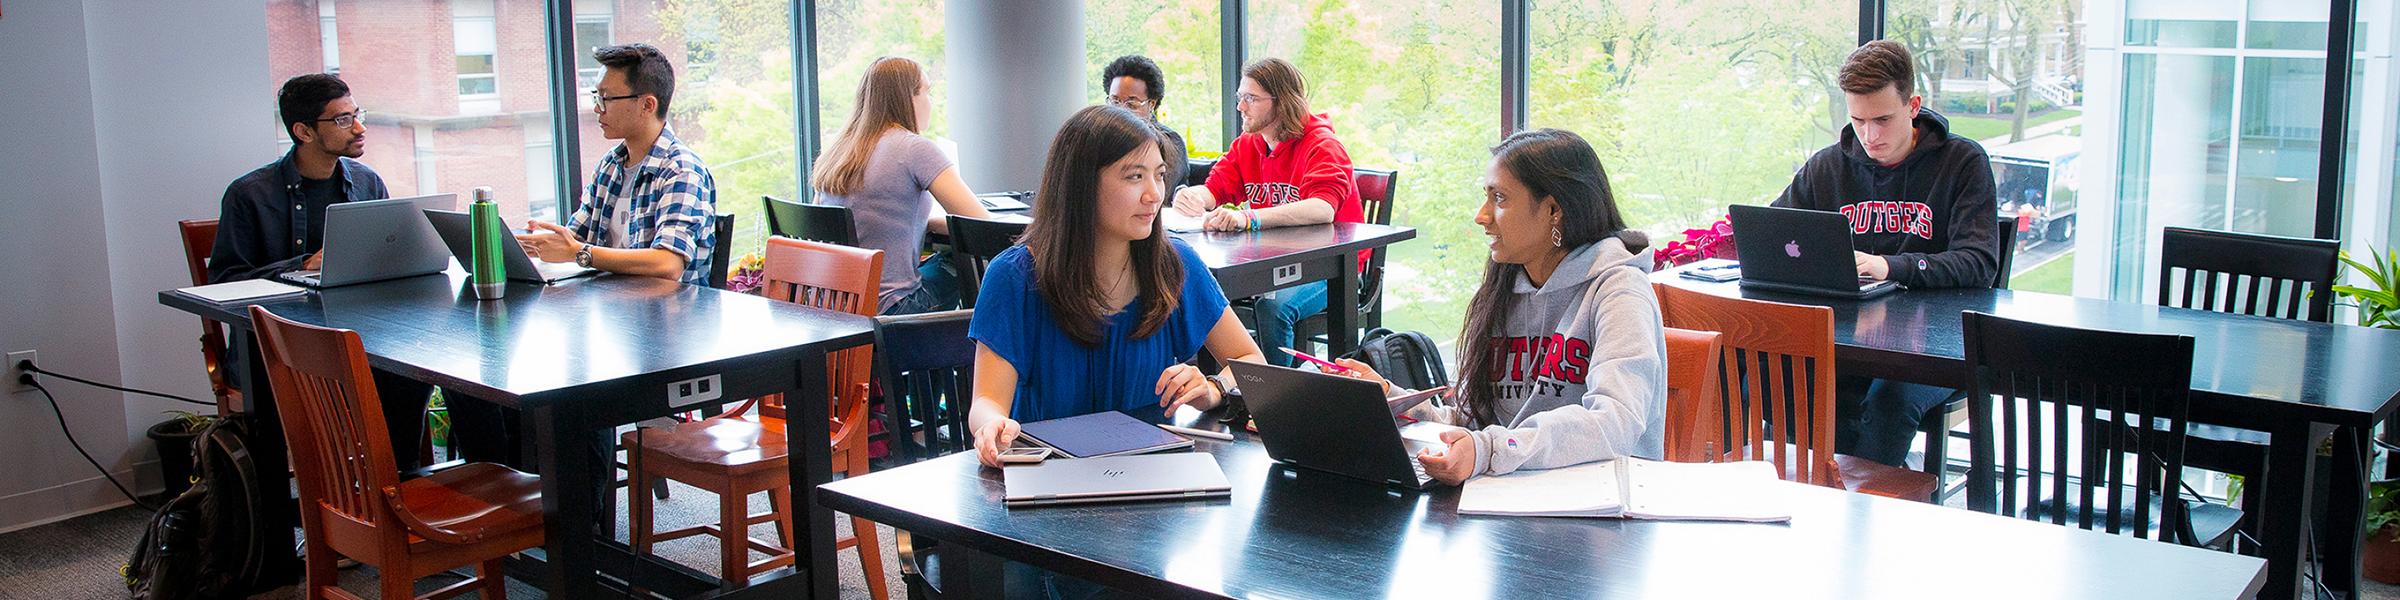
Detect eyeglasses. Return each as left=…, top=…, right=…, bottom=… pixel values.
left=1235, top=93, right=1270, bottom=106
left=311, top=110, right=367, bottom=129
left=590, top=90, right=642, bottom=112
left=1107, top=96, right=1154, bottom=109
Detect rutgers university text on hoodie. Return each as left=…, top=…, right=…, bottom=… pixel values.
left=1772, top=107, right=1999, bottom=289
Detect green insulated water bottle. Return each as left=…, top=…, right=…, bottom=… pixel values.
left=469, top=186, right=506, bottom=300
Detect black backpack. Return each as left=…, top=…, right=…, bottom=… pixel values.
left=125, top=417, right=270, bottom=599
left=1354, top=328, right=1450, bottom=393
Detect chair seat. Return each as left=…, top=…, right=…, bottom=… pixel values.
left=623, top=416, right=791, bottom=475
left=2024, top=491, right=2243, bottom=548
left=385, top=462, right=544, bottom=546
left=1835, top=454, right=1937, bottom=501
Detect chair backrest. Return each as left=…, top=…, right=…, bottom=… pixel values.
left=759, top=236, right=884, bottom=420
left=1960, top=310, right=2198, bottom=543
left=1994, top=215, right=2018, bottom=289
left=1352, top=168, right=1400, bottom=323
left=2155, top=226, right=2341, bottom=322
left=1661, top=327, right=1725, bottom=463
left=248, top=306, right=399, bottom=534
left=708, top=212, right=736, bottom=289
left=1182, top=157, right=1217, bottom=190
left=763, top=195, right=859, bottom=247
left=179, top=219, right=239, bottom=409
left=1653, top=283, right=1841, bottom=487
left=944, top=215, right=1028, bottom=309
left=178, top=219, right=218, bottom=287
left=872, top=309, right=978, bottom=463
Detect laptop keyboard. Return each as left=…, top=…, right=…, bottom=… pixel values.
left=1409, top=457, right=1431, bottom=484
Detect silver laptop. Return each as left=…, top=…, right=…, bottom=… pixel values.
left=1727, top=204, right=1900, bottom=299
left=1231, top=361, right=1439, bottom=489
left=277, top=195, right=457, bottom=288
left=1002, top=452, right=1232, bottom=507
left=423, top=209, right=600, bottom=284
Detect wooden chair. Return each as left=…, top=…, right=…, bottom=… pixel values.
left=871, top=309, right=977, bottom=465
left=248, top=306, right=543, bottom=600
left=762, top=195, right=859, bottom=247
left=942, top=215, right=1027, bottom=309
left=1653, top=284, right=1936, bottom=501
left=622, top=236, right=888, bottom=596
left=178, top=219, right=241, bottom=414
left=1960, top=310, right=2240, bottom=547
left=1661, top=327, right=1725, bottom=463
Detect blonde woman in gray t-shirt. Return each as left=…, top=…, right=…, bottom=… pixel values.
left=811, top=56, right=996, bottom=314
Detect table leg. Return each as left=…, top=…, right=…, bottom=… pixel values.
left=793, top=347, right=839, bottom=600
left=533, top=405, right=602, bottom=599
left=937, top=543, right=1006, bottom=600
left=2326, top=424, right=2371, bottom=598
left=2256, top=419, right=2331, bottom=600
left=1327, top=251, right=1360, bottom=357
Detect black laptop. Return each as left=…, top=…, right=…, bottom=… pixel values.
left=1726, top=204, right=1899, bottom=299
left=1230, top=361, right=1438, bottom=489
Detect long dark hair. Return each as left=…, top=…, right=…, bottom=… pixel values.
left=1454, top=128, right=1649, bottom=426
left=1021, top=105, right=1182, bottom=346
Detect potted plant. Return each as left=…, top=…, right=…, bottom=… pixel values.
left=1654, top=215, right=1736, bottom=271
left=2363, top=480, right=2400, bottom=583
left=146, top=410, right=215, bottom=498
left=2339, top=246, right=2400, bottom=582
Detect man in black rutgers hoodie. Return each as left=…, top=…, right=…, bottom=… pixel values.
left=1772, top=40, right=1998, bottom=467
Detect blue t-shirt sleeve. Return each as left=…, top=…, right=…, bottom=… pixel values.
left=1168, top=239, right=1230, bottom=358
left=967, top=247, right=1035, bottom=369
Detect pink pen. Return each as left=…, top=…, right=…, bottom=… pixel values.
left=1280, top=347, right=1352, bottom=374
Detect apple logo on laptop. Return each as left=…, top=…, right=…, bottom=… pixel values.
left=1785, top=240, right=1802, bottom=258
left=386, top=233, right=400, bottom=244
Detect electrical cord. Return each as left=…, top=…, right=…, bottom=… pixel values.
left=21, top=362, right=216, bottom=407
left=30, top=380, right=155, bottom=512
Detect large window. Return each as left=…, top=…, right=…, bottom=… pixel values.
left=580, top=0, right=801, bottom=258
left=1247, top=0, right=1501, bottom=338
left=815, top=0, right=949, bottom=154
left=1528, top=0, right=1849, bottom=269
left=1890, top=0, right=2087, bottom=295
left=1086, top=0, right=1225, bottom=157
left=265, top=0, right=561, bottom=224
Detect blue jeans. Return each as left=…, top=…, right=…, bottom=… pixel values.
left=886, top=252, right=963, bottom=315
left=1256, top=281, right=1330, bottom=367
left=1835, top=375, right=1959, bottom=467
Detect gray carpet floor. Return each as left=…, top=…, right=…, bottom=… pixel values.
left=0, top=479, right=903, bottom=599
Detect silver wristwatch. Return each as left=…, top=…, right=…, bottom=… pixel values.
left=574, top=243, right=594, bottom=268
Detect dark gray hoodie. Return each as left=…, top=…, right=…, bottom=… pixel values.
left=1405, top=236, right=1667, bottom=477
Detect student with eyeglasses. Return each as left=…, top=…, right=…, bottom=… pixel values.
left=210, top=73, right=438, bottom=470
left=1169, top=57, right=1365, bottom=368
left=809, top=56, right=997, bottom=314
left=1100, top=54, right=1188, bottom=186
left=516, top=43, right=719, bottom=285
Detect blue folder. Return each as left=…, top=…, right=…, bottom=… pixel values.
left=1017, top=410, right=1195, bottom=458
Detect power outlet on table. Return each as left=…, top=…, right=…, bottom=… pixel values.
left=7, top=350, right=35, bottom=393
left=668, top=373, right=722, bottom=408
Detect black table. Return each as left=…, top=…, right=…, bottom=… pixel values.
left=818, top=437, right=2267, bottom=599
left=1656, top=271, right=2400, bottom=600
left=950, top=214, right=1416, bottom=357
left=160, top=270, right=875, bottom=599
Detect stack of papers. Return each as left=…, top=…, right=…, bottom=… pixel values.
left=1458, top=458, right=1791, bottom=523
left=179, top=279, right=309, bottom=304
left=1161, top=210, right=1207, bottom=233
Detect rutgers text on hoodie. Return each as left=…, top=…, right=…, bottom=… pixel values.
left=1202, top=112, right=1365, bottom=226
left=1405, top=236, right=1668, bottom=477
left=1772, top=107, right=1999, bottom=289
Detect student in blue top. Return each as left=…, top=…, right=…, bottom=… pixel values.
left=967, top=105, right=1269, bottom=468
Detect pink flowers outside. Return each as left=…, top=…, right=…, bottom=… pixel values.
left=1654, top=215, right=1736, bottom=271
left=725, top=252, right=766, bottom=294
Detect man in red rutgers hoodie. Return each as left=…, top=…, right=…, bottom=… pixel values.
left=1172, top=57, right=1364, bottom=367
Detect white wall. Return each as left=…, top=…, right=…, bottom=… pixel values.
left=0, top=0, right=274, bottom=533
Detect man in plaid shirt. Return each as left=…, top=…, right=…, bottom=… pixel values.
left=520, top=43, right=717, bottom=284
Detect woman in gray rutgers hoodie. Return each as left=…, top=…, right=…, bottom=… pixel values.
left=1338, top=128, right=1666, bottom=485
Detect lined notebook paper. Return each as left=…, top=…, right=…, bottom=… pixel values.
left=1458, top=458, right=1791, bottom=523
